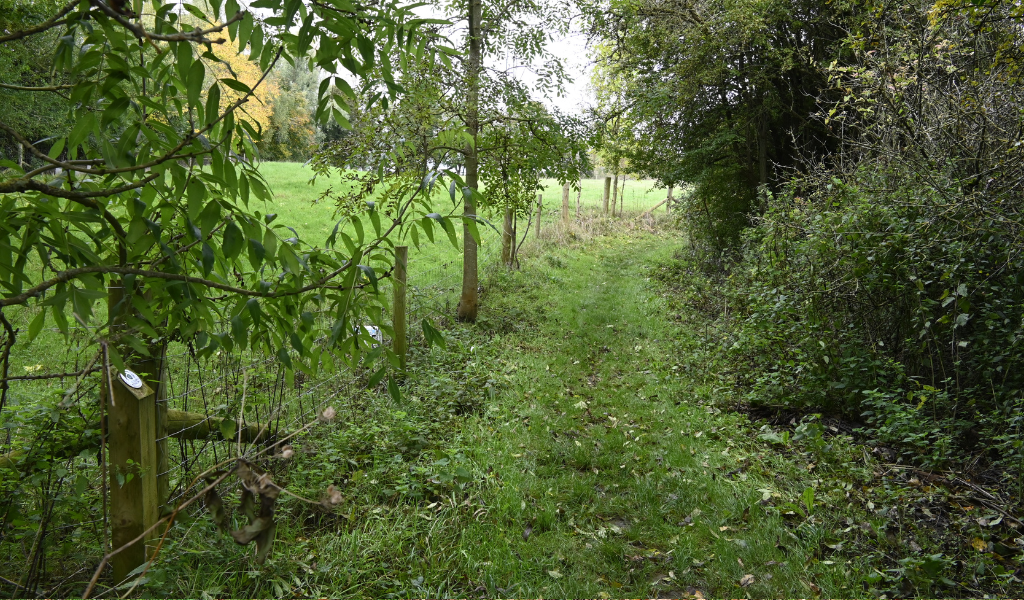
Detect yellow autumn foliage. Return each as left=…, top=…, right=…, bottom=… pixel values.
left=206, top=39, right=278, bottom=136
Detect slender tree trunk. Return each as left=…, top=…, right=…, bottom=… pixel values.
left=614, top=175, right=622, bottom=215
left=603, top=176, right=611, bottom=214
left=457, top=0, right=482, bottom=322
left=501, top=207, right=513, bottom=266
left=561, top=183, right=570, bottom=225
left=612, top=172, right=619, bottom=217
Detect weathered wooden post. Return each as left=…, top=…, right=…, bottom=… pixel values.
left=561, top=183, right=570, bottom=225
left=603, top=176, right=611, bottom=214
left=394, top=246, right=408, bottom=372
left=667, top=186, right=674, bottom=213
left=136, top=351, right=167, bottom=509
left=108, top=367, right=158, bottom=584
left=536, top=194, right=542, bottom=238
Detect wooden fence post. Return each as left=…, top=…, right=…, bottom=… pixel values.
left=108, top=367, right=158, bottom=584
left=394, top=246, right=408, bottom=372
left=603, top=176, right=611, bottom=214
left=136, top=350, right=167, bottom=509
left=561, top=183, right=570, bottom=225
left=536, top=194, right=542, bottom=238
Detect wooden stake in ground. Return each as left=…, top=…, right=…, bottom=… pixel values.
left=603, top=176, right=611, bottom=214
left=561, top=183, right=570, bottom=225
left=667, top=186, right=674, bottom=213
left=536, top=194, right=542, bottom=238
left=107, top=367, right=158, bottom=585
left=136, top=349, right=167, bottom=508
left=394, top=246, right=408, bottom=372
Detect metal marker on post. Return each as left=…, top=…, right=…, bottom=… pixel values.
left=394, top=246, right=408, bottom=372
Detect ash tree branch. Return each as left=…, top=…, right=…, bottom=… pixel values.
left=89, top=0, right=245, bottom=43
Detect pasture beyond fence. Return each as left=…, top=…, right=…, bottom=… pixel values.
left=0, top=178, right=672, bottom=596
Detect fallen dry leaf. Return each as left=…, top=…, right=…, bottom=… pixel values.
left=740, top=574, right=755, bottom=587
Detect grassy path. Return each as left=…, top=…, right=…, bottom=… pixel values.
left=446, top=231, right=853, bottom=598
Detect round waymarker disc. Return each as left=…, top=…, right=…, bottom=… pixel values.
left=119, top=370, right=143, bottom=389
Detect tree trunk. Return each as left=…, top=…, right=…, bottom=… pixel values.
left=612, top=172, right=619, bottom=216
left=501, top=207, right=513, bottom=266
left=603, top=176, right=611, bottom=214
left=561, top=183, right=570, bottom=225
left=614, top=175, right=622, bottom=215
left=457, top=0, right=482, bottom=322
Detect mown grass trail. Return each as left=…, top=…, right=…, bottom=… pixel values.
left=447, top=230, right=854, bottom=598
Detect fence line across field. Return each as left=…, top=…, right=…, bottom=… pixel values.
left=0, top=182, right=653, bottom=593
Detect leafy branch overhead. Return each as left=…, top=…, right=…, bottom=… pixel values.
left=0, top=0, right=456, bottom=378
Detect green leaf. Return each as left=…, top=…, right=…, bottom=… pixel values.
left=48, top=137, right=66, bottom=161
left=205, top=83, right=221, bottom=125
left=200, top=200, right=221, bottom=238
left=367, top=364, right=387, bottom=388
left=262, top=229, right=277, bottom=260
left=225, top=0, right=240, bottom=37
left=238, top=11, right=254, bottom=52
left=101, top=97, right=131, bottom=128
left=223, top=221, right=244, bottom=260
left=422, top=319, right=446, bottom=350
left=201, top=243, right=215, bottom=275
left=68, top=113, right=96, bottom=151
left=248, top=238, right=265, bottom=268
left=278, top=243, right=301, bottom=275
left=387, top=375, right=401, bottom=403
left=349, top=215, right=364, bottom=245
left=175, top=41, right=192, bottom=84
left=187, top=179, right=206, bottom=221
left=220, top=78, right=252, bottom=94
left=247, top=298, right=262, bottom=330
left=357, top=265, right=377, bottom=291
left=219, top=418, right=237, bottom=441
left=187, top=60, right=206, bottom=108
left=368, top=209, right=381, bottom=237
left=465, top=218, right=481, bottom=246
left=231, top=315, right=248, bottom=347
left=27, top=310, right=45, bottom=342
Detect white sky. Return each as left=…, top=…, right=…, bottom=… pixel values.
left=411, top=3, right=596, bottom=116
left=537, top=27, right=595, bottom=115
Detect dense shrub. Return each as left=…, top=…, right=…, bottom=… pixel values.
left=682, top=0, right=1024, bottom=476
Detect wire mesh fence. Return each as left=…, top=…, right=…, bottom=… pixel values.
left=0, top=179, right=646, bottom=595
left=0, top=223, right=504, bottom=596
